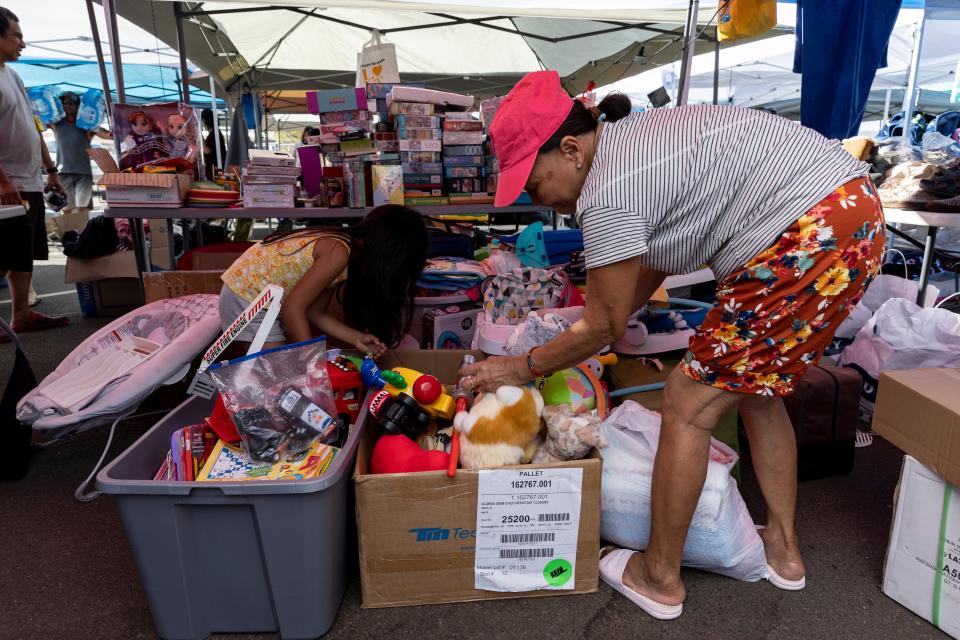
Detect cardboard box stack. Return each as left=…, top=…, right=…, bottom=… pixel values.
left=480, top=96, right=505, bottom=203
left=384, top=87, right=475, bottom=207
left=443, top=114, right=491, bottom=205
left=243, top=150, right=298, bottom=208
left=873, top=368, right=960, bottom=638
left=396, top=110, right=443, bottom=203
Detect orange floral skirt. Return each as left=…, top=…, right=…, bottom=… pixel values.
left=680, top=177, right=885, bottom=396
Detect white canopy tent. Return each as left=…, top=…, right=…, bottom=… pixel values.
left=101, top=0, right=782, bottom=102
left=602, top=3, right=960, bottom=126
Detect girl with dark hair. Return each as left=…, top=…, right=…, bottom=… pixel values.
left=462, top=70, right=884, bottom=619
left=219, top=205, right=428, bottom=354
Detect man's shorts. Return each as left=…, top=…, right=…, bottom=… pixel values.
left=0, top=192, right=47, bottom=273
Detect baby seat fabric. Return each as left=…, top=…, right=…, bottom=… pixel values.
left=18, top=294, right=220, bottom=443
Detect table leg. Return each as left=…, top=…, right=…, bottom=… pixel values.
left=166, top=218, right=176, bottom=269
left=129, top=217, right=148, bottom=280
left=916, top=225, right=938, bottom=306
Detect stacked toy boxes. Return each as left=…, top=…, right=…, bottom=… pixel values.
left=385, top=87, right=475, bottom=207
left=243, top=150, right=298, bottom=208
left=442, top=115, right=490, bottom=205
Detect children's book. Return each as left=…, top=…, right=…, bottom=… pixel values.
left=197, top=439, right=339, bottom=482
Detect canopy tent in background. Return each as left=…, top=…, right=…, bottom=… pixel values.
left=11, top=58, right=224, bottom=106
left=603, top=2, right=960, bottom=127
left=105, top=0, right=783, bottom=103
left=793, top=0, right=901, bottom=139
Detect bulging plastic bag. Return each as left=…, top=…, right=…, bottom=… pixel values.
left=76, top=89, right=107, bottom=132
left=835, top=274, right=940, bottom=340
left=839, top=297, right=960, bottom=420
left=600, top=401, right=767, bottom=582
left=922, top=131, right=960, bottom=167
left=27, top=85, right=64, bottom=126
left=208, top=337, right=339, bottom=463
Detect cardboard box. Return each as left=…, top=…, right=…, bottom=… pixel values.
left=307, top=88, right=367, bottom=114
left=74, top=279, right=144, bottom=318
left=354, top=349, right=601, bottom=608
left=142, top=270, right=225, bottom=304
left=873, top=369, right=960, bottom=487
left=882, top=456, right=960, bottom=639
left=64, top=250, right=139, bottom=284
left=53, top=210, right=89, bottom=238
left=88, top=147, right=192, bottom=208
left=99, top=172, right=191, bottom=207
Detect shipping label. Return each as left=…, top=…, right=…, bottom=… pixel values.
left=475, top=468, right=583, bottom=592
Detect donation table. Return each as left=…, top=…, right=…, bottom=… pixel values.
left=883, top=207, right=960, bottom=305
left=104, top=204, right=557, bottom=278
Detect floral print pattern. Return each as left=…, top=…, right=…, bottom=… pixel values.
left=680, top=178, right=885, bottom=396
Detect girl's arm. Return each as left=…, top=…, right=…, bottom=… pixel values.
left=281, top=238, right=351, bottom=344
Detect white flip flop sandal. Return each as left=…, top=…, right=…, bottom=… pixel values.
left=599, top=547, right=683, bottom=620
left=755, top=526, right=806, bottom=591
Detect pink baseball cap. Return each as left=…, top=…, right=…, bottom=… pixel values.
left=489, top=70, right=573, bottom=207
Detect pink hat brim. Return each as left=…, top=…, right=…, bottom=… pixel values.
left=494, top=151, right=538, bottom=208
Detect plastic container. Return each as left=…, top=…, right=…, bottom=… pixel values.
left=96, top=395, right=361, bottom=640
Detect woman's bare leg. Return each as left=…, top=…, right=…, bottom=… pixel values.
left=619, top=367, right=739, bottom=605
left=739, top=395, right=805, bottom=580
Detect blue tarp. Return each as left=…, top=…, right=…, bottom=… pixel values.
left=10, top=58, right=224, bottom=107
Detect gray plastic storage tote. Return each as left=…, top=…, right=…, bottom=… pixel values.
left=97, top=395, right=360, bottom=640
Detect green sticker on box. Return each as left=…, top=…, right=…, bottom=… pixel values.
left=543, top=558, right=573, bottom=587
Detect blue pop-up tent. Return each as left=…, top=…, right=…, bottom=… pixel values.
left=11, top=57, right=224, bottom=106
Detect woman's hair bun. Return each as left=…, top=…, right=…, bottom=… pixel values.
left=597, top=93, right=632, bottom=122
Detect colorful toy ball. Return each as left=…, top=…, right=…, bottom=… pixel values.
left=539, top=363, right=609, bottom=418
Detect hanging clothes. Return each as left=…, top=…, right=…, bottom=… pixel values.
left=793, top=0, right=901, bottom=140
left=225, top=103, right=251, bottom=169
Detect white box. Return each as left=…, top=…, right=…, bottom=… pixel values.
left=422, top=302, right=480, bottom=349
left=883, top=455, right=960, bottom=639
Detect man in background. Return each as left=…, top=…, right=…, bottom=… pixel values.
left=48, top=91, right=112, bottom=214
left=0, top=6, right=69, bottom=335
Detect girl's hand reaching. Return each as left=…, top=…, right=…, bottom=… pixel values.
left=355, top=332, right=387, bottom=357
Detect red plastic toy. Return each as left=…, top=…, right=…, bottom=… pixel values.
left=370, top=434, right=449, bottom=474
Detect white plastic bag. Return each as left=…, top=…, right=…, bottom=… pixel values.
left=599, top=401, right=767, bottom=582
left=838, top=297, right=960, bottom=420
left=835, top=274, right=940, bottom=340
left=356, top=30, right=400, bottom=87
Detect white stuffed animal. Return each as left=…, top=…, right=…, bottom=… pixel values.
left=454, top=386, right=544, bottom=469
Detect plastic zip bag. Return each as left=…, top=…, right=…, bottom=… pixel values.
left=208, top=337, right=339, bottom=463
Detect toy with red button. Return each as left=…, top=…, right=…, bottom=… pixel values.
left=360, top=357, right=455, bottom=420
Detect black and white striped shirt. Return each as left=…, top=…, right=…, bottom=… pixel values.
left=576, top=105, right=869, bottom=280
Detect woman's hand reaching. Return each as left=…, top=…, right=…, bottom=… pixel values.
left=459, top=355, right=531, bottom=392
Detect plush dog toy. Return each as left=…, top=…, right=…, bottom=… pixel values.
left=454, top=386, right=544, bottom=469
left=533, top=405, right=606, bottom=464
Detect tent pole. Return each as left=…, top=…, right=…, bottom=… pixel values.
left=174, top=2, right=190, bottom=104
left=102, top=0, right=148, bottom=278
left=881, top=87, right=892, bottom=134
left=100, top=0, right=125, bottom=105
left=84, top=0, right=113, bottom=119
left=677, top=0, right=700, bottom=106
left=712, top=38, right=720, bottom=106
left=210, top=76, right=222, bottom=177
left=901, top=13, right=927, bottom=145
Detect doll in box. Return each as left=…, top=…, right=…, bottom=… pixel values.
left=120, top=111, right=162, bottom=170
left=165, top=113, right=198, bottom=162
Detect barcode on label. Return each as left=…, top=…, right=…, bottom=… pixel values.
left=538, top=513, right=570, bottom=522
left=498, top=548, right=555, bottom=559
left=500, top=532, right=556, bottom=544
